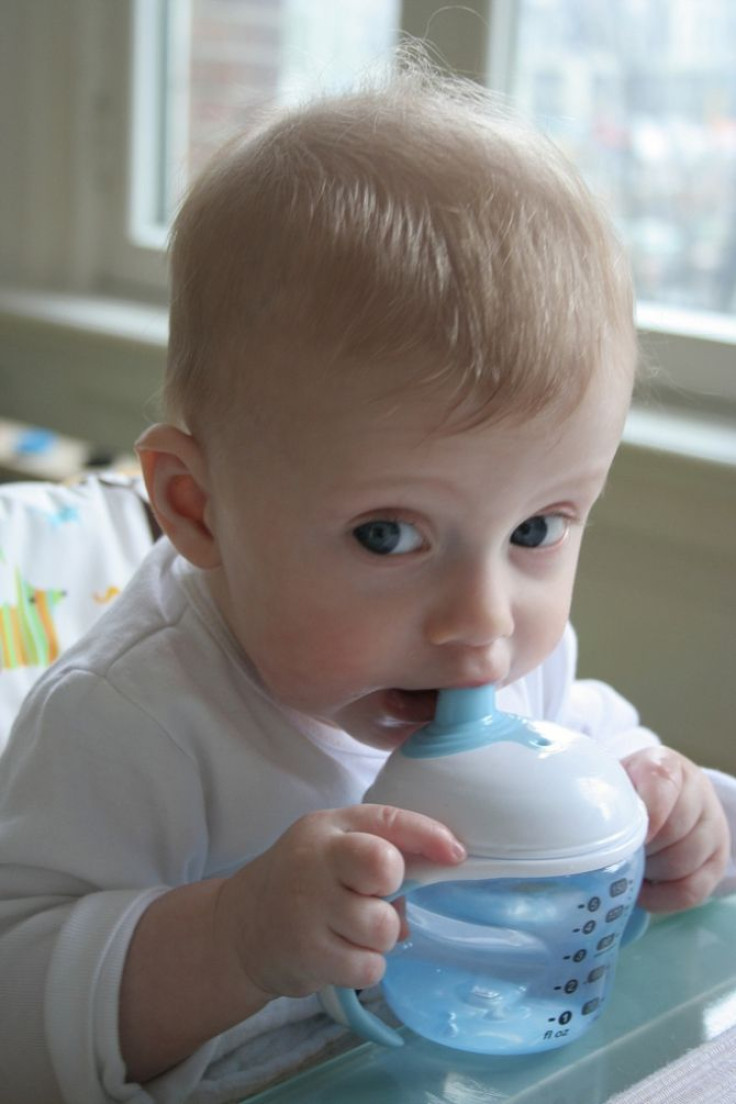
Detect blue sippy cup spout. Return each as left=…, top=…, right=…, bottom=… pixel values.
left=403, top=683, right=544, bottom=758
left=433, top=683, right=496, bottom=726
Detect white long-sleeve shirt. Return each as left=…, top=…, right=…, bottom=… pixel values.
left=1, top=539, right=734, bottom=1104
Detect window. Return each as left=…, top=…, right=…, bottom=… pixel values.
left=1, top=0, right=735, bottom=420
left=487, top=0, right=736, bottom=409
left=138, top=1, right=736, bottom=348
left=131, top=0, right=400, bottom=248
left=495, top=0, right=736, bottom=325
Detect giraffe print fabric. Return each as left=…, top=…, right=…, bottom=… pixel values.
left=0, top=473, right=157, bottom=749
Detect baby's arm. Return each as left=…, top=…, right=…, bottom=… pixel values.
left=1, top=671, right=464, bottom=1101
left=622, top=747, right=731, bottom=912
left=119, top=804, right=465, bottom=1084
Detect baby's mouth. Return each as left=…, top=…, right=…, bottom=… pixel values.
left=381, top=687, right=438, bottom=727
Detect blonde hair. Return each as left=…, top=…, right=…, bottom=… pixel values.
left=165, top=61, right=635, bottom=436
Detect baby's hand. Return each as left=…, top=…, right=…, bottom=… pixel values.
left=214, top=805, right=466, bottom=1000
left=623, top=747, right=731, bottom=913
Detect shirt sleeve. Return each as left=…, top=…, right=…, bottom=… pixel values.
left=0, top=667, right=219, bottom=1104
left=541, top=624, right=661, bottom=758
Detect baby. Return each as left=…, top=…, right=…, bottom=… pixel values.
left=0, top=65, right=733, bottom=1104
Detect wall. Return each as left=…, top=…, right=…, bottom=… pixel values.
left=572, top=444, right=735, bottom=774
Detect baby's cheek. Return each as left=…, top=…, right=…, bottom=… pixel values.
left=258, top=610, right=386, bottom=707
left=516, top=604, right=569, bottom=678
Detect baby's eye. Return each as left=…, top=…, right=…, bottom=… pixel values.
left=510, top=514, right=568, bottom=549
left=352, top=519, right=424, bottom=556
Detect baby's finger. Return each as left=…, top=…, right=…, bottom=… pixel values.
left=623, top=748, right=683, bottom=843
left=639, top=847, right=726, bottom=913
left=334, top=804, right=467, bottom=865
left=331, top=830, right=405, bottom=897
left=316, top=940, right=388, bottom=991
left=329, top=892, right=401, bottom=955
left=644, top=815, right=718, bottom=883
left=644, top=788, right=702, bottom=857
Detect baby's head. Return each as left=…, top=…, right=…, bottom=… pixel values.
left=164, top=63, right=636, bottom=448
left=142, top=64, right=638, bottom=747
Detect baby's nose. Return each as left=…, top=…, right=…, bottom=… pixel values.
left=424, top=565, right=514, bottom=648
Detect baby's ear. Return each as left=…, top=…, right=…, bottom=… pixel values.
left=135, top=424, right=220, bottom=569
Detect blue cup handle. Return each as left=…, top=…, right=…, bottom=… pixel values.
left=320, top=983, right=404, bottom=1046
left=321, top=903, right=650, bottom=1046
left=319, top=875, right=421, bottom=1046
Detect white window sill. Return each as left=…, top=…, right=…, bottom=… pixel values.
left=0, top=288, right=167, bottom=450
left=623, top=407, right=736, bottom=468
left=0, top=287, right=168, bottom=347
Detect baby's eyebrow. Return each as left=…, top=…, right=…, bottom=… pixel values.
left=329, top=473, right=459, bottom=499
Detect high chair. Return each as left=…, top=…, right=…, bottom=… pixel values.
left=0, top=472, right=159, bottom=749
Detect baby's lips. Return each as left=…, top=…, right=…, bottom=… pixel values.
left=383, top=688, right=438, bottom=724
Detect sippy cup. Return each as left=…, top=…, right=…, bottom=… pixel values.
left=321, top=685, right=648, bottom=1053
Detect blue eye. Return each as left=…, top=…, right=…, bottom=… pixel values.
left=353, top=520, right=424, bottom=556
left=511, top=515, right=568, bottom=548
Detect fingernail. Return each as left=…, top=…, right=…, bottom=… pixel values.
left=450, top=840, right=467, bottom=861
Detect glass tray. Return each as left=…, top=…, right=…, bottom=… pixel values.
left=247, top=894, right=736, bottom=1103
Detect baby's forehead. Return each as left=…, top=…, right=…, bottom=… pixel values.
left=212, top=343, right=631, bottom=462
left=208, top=355, right=629, bottom=535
